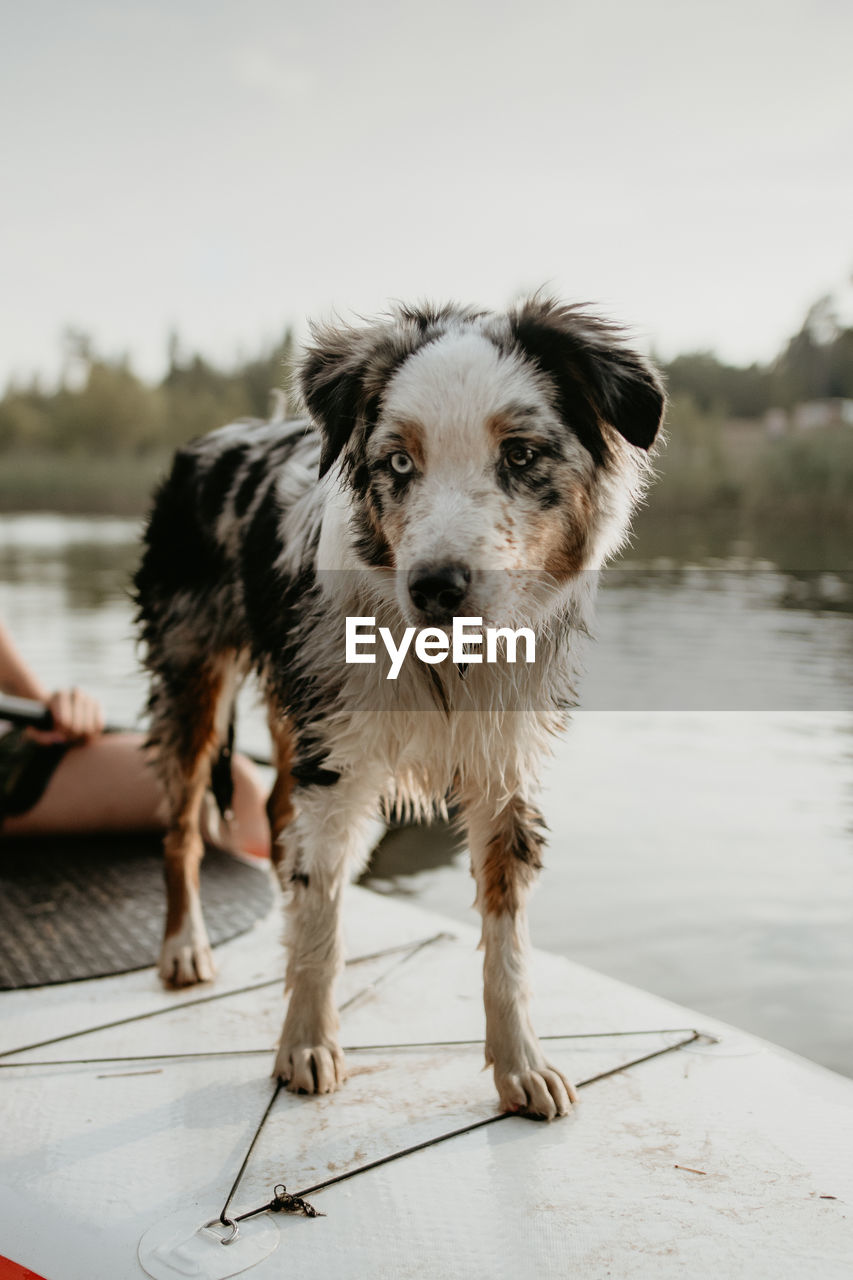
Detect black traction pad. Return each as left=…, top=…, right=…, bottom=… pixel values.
left=0, top=833, right=274, bottom=989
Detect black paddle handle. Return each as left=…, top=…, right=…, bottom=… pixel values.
left=0, top=693, right=55, bottom=730
left=0, top=693, right=122, bottom=736
left=0, top=692, right=273, bottom=768
left=0, top=692, right=127, bottom=738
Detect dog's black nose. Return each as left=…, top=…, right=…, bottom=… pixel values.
left=408, top=562, right=471, bottom=617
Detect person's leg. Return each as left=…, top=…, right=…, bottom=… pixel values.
left=3, top=733, right=163, bottom=835
left=199, top=752, right=272, bottom=860
left=2, top=732, right=270, bottom=857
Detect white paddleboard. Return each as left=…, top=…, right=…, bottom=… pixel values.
left=1, top=886, right=851, bottom=1279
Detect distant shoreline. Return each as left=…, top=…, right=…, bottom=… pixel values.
left=1, top=445, right=850, bottom=571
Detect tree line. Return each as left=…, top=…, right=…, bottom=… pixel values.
left=1, top=294, right=852, bottom=458
left=0, top=329, right=295, bottom=455
left=664, top=295, right=853, bottom=418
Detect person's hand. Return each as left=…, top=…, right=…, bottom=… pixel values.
left=27, top=687, right=105, bottom=744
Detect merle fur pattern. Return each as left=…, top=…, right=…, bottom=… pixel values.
left=134, top=296, right=665, bottom=1119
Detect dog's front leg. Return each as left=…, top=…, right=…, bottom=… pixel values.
left=272, top=773, right=382, bottom=1095
left=466, top=795, right=578, bottom=1120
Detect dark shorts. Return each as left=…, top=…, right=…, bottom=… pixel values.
left=0, top=728, right=69, bottom=824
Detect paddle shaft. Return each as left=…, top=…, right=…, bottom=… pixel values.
left=0, top=692, right=71, bottom=731
left=0, top=693, right=272, bottom=768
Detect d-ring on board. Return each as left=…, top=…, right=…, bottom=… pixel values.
left=138, top=1208, right=279, bottom=1280
left=203, top=1217, right=240, bottom=1245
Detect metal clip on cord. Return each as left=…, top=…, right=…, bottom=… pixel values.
left=200, top=1185, right=323, bottom=1248
left=270, top=1184, right=324, bottom=1218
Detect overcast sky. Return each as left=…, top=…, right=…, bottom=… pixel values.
left=2, top=0, right=852, bottom=386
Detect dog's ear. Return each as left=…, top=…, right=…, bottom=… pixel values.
left=510, top=298, right=665, bottom=459
left=300, top=332, right=372, bottom=479
left=301, top=320, right=422, bottom=478
left=301, top=307, right=469, bottom=478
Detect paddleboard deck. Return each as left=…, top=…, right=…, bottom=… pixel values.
left=0, top=886, right=851, bottom=1278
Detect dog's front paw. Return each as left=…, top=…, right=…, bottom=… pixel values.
left=493, top=1061, right=578, bottom=1121
left=158, top=928, right=216, bottom=987
left=274, top=1041, right=347, bottom=1095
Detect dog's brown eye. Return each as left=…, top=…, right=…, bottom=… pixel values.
left=505, top=445, right=536, bottom=469
left=389, top=452, right=414, bottom=475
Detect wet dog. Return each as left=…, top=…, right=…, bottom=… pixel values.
left=134, top=297, right=665, bottom=1119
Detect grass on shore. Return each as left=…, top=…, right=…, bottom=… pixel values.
left=0, top=451, right=170, bottom=516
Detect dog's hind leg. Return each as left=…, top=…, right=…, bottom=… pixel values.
left=150, top=651, right=237, bottom=987
left=272, top=770, right=384, bottom=1095
left=465, top=794, right=579, bottom=1121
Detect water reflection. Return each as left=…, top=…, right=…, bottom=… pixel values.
left=629, top=506, right=853, bottom=574
left=585, top=566, right=853, bottom=710
left=0, top=517, right=146, bottom=726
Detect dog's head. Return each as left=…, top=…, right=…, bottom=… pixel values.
left=301, top=297, right=665, bottom=626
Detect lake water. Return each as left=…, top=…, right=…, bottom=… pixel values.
left=1, top=513, right=851, bottom=1077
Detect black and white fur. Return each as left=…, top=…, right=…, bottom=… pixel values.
left=135, top=297, right=665, bottom=1119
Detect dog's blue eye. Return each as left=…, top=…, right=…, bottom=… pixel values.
left=389, top=452, right=414, bottom=475
left=505, top=445, right=536, bottom=469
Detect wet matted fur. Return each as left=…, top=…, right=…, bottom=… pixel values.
left=134, top=296, right=665, bottom=1119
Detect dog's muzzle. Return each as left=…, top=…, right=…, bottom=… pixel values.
left=408, top=561, right=471, bottom=622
